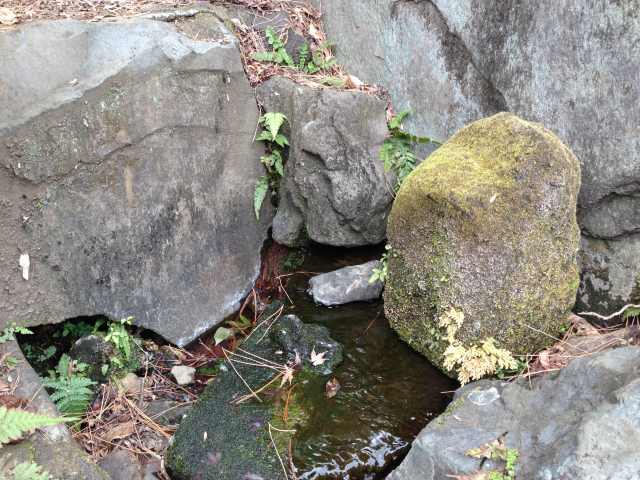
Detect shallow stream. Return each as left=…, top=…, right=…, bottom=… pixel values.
left=283, top=247, right=457, bottom=479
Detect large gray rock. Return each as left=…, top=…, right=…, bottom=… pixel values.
left=308, top=260, right=383, bottom=306
left=317, top=0, right=640, bottom=313
left=385, top=113, right=581, bottom=379
left=0, top=14, right=271, bottom=346
left=256, top=76, right=392, bottom=246
left=0, top=338, right=109, bottom=480
left=389, top=346, right=640, bottom=480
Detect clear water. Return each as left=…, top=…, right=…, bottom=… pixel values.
left=284, top=246, right=458, bottom=479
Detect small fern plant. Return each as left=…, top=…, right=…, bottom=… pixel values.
left=43, top=354, right=95, bottom=417
left=252, top=27, right=294, bottom=66
left=379, top=110, right=440, bottom=192
left=1, top=462, right=51, bottom=480
left=369, top=244, right=391, bottom=284
left=297, top=41, right=337, bottom=74
left=105, top=316, right=138, bottom=372
left=0, top=406, right=67, bottom=445
left=254, top=112, right=289, bottom=219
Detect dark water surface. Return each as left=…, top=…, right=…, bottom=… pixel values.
left=284, top=246, right=457, bottom=479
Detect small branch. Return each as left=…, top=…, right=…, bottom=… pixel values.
left=222, top=348, right=262, bottom=403
left=578, top=304, right=640, bottom=322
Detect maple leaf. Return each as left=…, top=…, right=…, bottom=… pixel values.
left=310, top=348, right=327, bottom=366
left=280, top=366, right=295, bottom=388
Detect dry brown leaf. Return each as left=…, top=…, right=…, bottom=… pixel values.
left=0, top=7, right=18, bottom=25
left=325, top=377, right=340, bottom=399
left=103, top=421, right=135, bottom=442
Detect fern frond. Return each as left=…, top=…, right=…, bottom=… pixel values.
left=42, top=376, right=95, bottom=417
left=260, top=112, right=287, bottom=140
left=0, top=407, right=66, bottom=445
left=252, top=51, right=275, bottom=62
left=298, top=43, right=310, bottom=69
left=254, top=176, right=270, bottom=220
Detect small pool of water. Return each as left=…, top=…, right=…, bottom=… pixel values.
left=283, top=246, right=458, bottom=479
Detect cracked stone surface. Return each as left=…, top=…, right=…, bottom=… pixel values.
left=316, top=0, right=640, bottom=312
left=256, top=76, right=391, bottom=247
left=0, top=14, right=272, bottom=346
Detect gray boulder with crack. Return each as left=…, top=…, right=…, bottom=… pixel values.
left=0, top=13, right=271, bottom=346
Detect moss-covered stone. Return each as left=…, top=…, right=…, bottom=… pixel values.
left=384, top=113, right=581, bottom=378
left=165, top=314, right=343, bottom=480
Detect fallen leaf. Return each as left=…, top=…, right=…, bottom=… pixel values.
left=214, top=327, right=234, bottom=346
left=310, top=348, right=327, bottom=367
left=0, top=8, right=18, bottom=26
left=325, top=377, right=340, bottom=399
left=104, top=421, right=135, bottom=442
left=346, top=74, right=363, bottom=89
left=280, top=366, right=294, bottom=388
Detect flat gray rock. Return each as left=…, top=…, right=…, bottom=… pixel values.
left=389, top=346, right=640, bottom=480
left=308, top=260, right=383, bottom=306
left=0, top=13, right=271, bottom=346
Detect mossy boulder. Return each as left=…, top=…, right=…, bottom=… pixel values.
left=384, top=113, right=581, bottom=379
left=165, top=314, right=343, bottom=480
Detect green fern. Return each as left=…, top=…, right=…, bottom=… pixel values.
left=43, top=375, right=95, bottom=417
left=0, top=324, right=33, bottom=344
left=254, top=175, right=270, bottom=219
left=379, top=110, right=440, bottom=192
left=43, top=354, right=95, bottom=417
left=0, top=406, right=67, bottom=445
left=254, top=112, right=290, bottom=219
left=3, top=462, right=51, bottom=480
left=251, top=27, right=294, bottom=67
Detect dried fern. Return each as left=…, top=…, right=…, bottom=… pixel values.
left=0, top=406, right=66, bottom=445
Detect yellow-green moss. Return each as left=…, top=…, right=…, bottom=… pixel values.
left=384, top=113, right=581, bottom=378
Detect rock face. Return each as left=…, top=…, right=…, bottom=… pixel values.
left=317, top=0, right=640, bottom=314
left=384, top=113, right=581, bottom=376
left=256, top=76, right=391, bottom=246
left=165, top=313, right=343, bottom=480
left=0, top=15, right=271, bottom=346
left=0, top=338, right=109, bottom=480
left=389, top=346, right=640, bottom=480
left=308, top=260, right=383, bottom=306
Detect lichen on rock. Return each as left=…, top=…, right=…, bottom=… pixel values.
left=384, top=113, right=581, bottom=379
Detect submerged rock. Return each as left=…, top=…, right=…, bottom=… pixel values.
left=385, top=113, right=581, bottom=379
left=0, top=13, right=271, bottom=346
left=256, top=76, right=391, bottom=247
left=165, top=314, right=343, bottom=480
left=389, top=346, right=640, bottom=480
left=308, top=260, right=383, bottom=306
